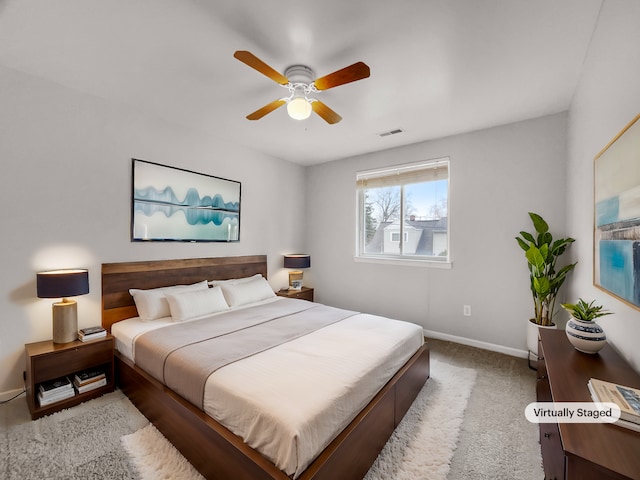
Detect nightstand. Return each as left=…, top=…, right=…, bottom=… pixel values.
left=276, top=286, right=314, bottom=302
left=25, top=335, right=115, bottom=419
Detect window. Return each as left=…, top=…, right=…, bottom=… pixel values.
left=356, top=158, right=449, bottom=263
left=391, top=232, right=408, bottom=243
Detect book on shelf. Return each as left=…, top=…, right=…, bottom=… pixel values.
left=38, top=388, right=75, bottom=407
left=39, top=385, right=74, bottom=401
left=39, top=388, right=74, bottom=402
left=74, top=377, right=107, bottom=394
left=73, top=368, right=107, bottom=393
left=37, top=377, right=76, bottom=407
left=39, top=376, right=73, bottom=396
left=74, top=368, right=106, bottom=386
left=78, top=326, right=107, bottom=342
left=588, top=378, right=640, bottom=425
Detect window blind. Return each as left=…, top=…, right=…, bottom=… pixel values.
left=356, top=158, right=449, bottom=188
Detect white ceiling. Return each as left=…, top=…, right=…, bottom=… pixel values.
left=0, top=0, right=602, bottom=166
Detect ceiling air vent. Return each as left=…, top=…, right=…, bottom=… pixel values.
left=378, top=128, right=404, bottom=137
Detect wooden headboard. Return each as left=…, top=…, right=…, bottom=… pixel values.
left=101, top=255, right=267, bottom=332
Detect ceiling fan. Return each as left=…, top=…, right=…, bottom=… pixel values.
left=233, top=50, right=370, bottom=124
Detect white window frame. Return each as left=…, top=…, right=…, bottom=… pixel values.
left=355, top=157, right=451, bottom=267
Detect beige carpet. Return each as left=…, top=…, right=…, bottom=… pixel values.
left=429, top=339, right=544, bottom=480
left=121, top=359, right=476, bottom=480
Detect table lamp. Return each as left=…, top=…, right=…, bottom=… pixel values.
left=37, top=269, right=89, bottom=343
left=283, top=254, right=310, bottom=290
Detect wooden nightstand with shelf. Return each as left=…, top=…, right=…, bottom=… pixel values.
left=25, top=335, right=115, bottom=420
left=276, top=286, right=314, bottom=302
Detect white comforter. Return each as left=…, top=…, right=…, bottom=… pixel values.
left=112, top=298, right=423, bottom=477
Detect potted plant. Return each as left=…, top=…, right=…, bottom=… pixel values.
left=515, top=212, right=577, bottom=361
left=561, top=299, right=611, bottom=354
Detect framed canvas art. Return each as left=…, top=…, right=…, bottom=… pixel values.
left=131, top=159, right=241, bottom=242
left=594, top=114, right=640, bottom=309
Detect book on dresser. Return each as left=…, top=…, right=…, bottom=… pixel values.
left=78, top=326, right=107, bottom=342
left=38, top=376, right=75, bottom=406
left=588, top=378, right=640, bottom=428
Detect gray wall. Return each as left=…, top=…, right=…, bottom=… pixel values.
left=306, top=113, right=568, bottom=356
left=0, top=66, right=307, bottom=394
left=566, top=0, right=640, bottom=372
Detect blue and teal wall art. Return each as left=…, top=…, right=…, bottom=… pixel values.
left=131, top=159, right=240, bottom=242
left=594, top=114, right=640, bottom=309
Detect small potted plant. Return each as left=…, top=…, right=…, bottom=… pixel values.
left=561, top=299, right=612, bottom=354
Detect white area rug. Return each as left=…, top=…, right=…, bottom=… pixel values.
left=3, top=391, right=148, bottom=480
left=122, top=359, right=477, bottom=480
left=121, top=423, right=204, bottom=480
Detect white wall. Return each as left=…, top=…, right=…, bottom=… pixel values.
left=566, top=0, right=640, bottom=372
left=306, top=113, right=568, bottom=355
left=0, top=66, right=307, bottom=394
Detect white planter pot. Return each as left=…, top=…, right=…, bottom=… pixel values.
left=565, top=318, right=606, bottom=354
left=527, top=319, right=557, bottom=361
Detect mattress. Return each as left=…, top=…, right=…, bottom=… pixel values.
left=112, top=298, right=423, bottom=477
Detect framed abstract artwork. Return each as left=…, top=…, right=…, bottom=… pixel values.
left=594, top=114, right=640, bottom=309
left=131, top=159, right=241, bottom=242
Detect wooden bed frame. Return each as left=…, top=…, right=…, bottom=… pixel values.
left=102, top=255, right=430, bottom=480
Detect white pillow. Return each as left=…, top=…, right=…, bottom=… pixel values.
left=129, top=280, right=209, bottom=321
left=208, top=273, right=262, bottom=287
left=219, top=275, right=276, bottom=307
left=165, top=286, right=229, bottom=322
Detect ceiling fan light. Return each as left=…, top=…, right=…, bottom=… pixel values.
left=287, top=97, right=312, bottom=120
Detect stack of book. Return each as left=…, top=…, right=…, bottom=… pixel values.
left=78, top=326, right=106, bottom=342
left=38, top=376, right=75, bottom=407
left=588, top=377, right=640, bottom=432
left=73, top=368, right=107, bottom=394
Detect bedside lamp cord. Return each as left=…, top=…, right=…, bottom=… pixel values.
left=0, top=388, right=26, bottom=404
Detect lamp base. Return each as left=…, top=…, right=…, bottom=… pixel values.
left=52, top=299, right=78, bottom=343
left=288, top=271, right=303, bottom=290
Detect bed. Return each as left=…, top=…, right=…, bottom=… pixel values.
left=102, top=255, right=429, bottom=480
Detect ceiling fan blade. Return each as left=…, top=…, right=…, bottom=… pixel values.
left=246, top=99, right=286, bottom=120
left=311, top=101, right=342, bottom=124
left=313, top=62, right=370, bottom=90
left=234, top=50, right=289, bottom=85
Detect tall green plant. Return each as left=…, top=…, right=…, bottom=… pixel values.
left=515, top=212, right=577, bottom=326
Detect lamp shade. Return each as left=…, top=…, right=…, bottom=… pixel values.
left=37, top=269, right=89, bottom=298
left=283, top=255, right=311, bottom=269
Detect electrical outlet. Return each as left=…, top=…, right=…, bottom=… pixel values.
left=463, top=305, right=471, bottom=316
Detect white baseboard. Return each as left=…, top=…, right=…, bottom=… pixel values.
left=0, top=387, right=25, bottom=402
left=423, top=328, right=529, bottom=359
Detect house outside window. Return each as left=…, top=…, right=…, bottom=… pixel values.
left=356, top=158, right=449, bottom=263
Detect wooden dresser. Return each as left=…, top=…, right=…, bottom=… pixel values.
left=537, top=329, right=640, bottom=480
